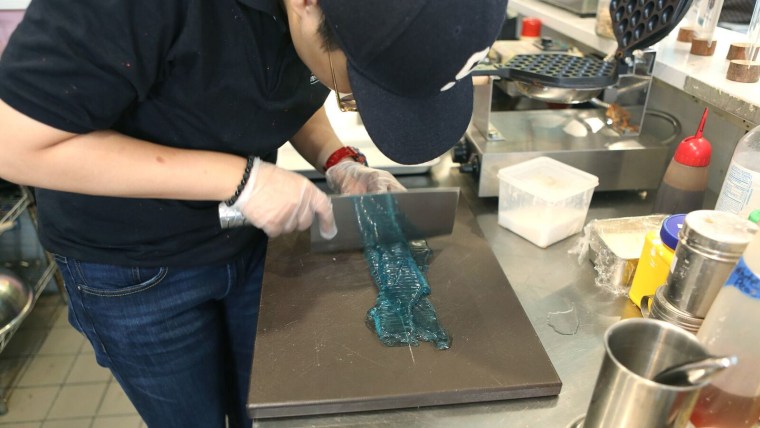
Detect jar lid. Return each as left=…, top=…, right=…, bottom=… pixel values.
left=681, top=210, right=759, bottom=256
left=521, top=17, right=542, bottom=38
left=660, top=214, right=686, bottom=250
left=749, top=209, right=760, bottom=224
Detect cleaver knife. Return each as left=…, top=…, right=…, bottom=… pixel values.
left=310, top=188, right=459, bottom=252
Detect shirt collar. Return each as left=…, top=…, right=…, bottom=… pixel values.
left=236, top=0, right=287, bottom=31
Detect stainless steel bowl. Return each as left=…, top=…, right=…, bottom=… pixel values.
left=0, top=269, right=34, bottom=349
left=512, top=80, right=603, bottom=104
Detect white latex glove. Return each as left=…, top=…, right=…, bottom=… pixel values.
left=232, top=158, right=337, bottom=239
left=325, top=161, right=407, bottom=195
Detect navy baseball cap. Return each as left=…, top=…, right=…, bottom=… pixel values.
left=320, top=0, right=508, bottom=165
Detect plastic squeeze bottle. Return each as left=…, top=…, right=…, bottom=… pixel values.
left=690, top=229, right=760, bottom=428
left=628, top=214, right=685, bottom=309
left=653, top=108, right=711, bottom=214
left=715, top=123, right=760, bottom=218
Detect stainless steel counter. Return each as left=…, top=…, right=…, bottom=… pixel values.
left=254, top=159, right=651, bottom=427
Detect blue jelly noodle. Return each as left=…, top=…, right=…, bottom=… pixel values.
left=690, top=229, right=760, bottom=428
left=353, top=193, right=450, bottom=350
left=715, top=124, right=760, bottom=219
left=653, top=107, right=711, bottom=214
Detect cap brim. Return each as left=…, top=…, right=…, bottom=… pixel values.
left=348, top=64, right=473, bottom=165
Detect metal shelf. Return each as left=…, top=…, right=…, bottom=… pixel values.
left=0, top=186, right=61, bottom=415
left=0, top=189, right=30, bottom=235
left=3, top=259, right=58, bottom=299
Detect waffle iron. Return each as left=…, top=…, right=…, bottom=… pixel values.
left=476, top=0, right=693, bottom=95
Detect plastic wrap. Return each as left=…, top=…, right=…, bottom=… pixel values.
left=571, top=215, right=667, bottom=296
left=354, top=193, right=450, bottom=350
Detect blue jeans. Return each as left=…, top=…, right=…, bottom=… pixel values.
left=55, top=243, right=266, bottom=428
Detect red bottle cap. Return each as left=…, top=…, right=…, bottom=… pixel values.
left=674, top=107, right=712, bottom=167
left=521, top=17, right=542, bottom=38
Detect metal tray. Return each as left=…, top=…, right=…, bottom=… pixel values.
left=588, top=214, right=667, bottom=292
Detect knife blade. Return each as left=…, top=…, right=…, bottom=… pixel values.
left=310, top=188, right=459, bottom=252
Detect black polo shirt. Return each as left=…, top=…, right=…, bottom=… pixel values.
left=0, top=0, right=329, bottom=266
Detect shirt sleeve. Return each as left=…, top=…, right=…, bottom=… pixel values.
left=0, top=0, right=184, bottom=133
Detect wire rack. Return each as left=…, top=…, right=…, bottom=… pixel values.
left=0, top=186, right=61, bottom=414
left=0, top=188, right=28, bottom=233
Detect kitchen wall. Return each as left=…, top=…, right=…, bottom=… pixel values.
left=0, top=10, right=24, bottom=55
left=647, top=78, right=753, bottom=208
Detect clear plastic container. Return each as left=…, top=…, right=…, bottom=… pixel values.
left=497, top=157, right=599, bottom=248
left=676, top=0, right=702, bottom=42
left=690, top=0, right=726, bottom=49
left=715, top=124, right=760, bottom=219
left=691, top=230, right=760, bottom=428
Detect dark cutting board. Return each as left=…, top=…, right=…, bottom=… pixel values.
left=247, top=195, right=561, bottom=419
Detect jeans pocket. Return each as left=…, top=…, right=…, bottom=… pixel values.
left=72, top=261, right=168, bottom=297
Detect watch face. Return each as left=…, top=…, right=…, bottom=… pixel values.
left=349, top=147, right=368, bottom=166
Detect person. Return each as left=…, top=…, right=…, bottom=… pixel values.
left=0, top=0, right=507, bottom=426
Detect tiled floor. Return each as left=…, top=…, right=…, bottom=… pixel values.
left=0, top=292, right=145, bottom=427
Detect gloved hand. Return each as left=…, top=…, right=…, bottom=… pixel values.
left=232, top=158, right=337, bottom=239
left=325, top=161, right=406, bottom=194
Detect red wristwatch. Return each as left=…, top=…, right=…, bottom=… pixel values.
left=324, top=146, right=368, bottom=171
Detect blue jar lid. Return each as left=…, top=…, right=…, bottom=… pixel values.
left=660, top=214, right=686, bottom=250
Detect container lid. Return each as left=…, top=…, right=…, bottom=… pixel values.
left=673, top=108, right=712, bottom=167
left=749, top=209, right=760, bottom=224
left=681, top=210, right=759, bottom=255
left=497, top=157, right=599, bottom=203
left=660, top=214, right=686, bottom=250
left=521, top=17, right=541, bottom=38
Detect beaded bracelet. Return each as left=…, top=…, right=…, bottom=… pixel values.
left=224, top=155, right=256, bottom=207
